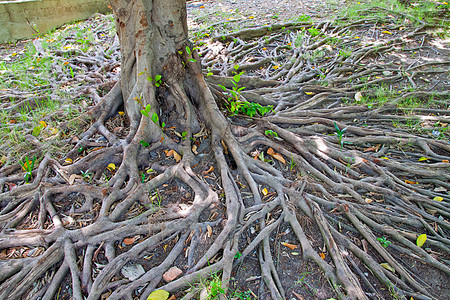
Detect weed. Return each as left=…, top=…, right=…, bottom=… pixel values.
left=19, top=156, right=36, bottom=183
left=334, top=122, right=348, bottom=150
left=377, top=236, right=392, bottom=248
left=308, top=27, right=321, bottom=37
left=80, top=169, right=93, bottom=182
left=264, top=130, right=278, bottom=138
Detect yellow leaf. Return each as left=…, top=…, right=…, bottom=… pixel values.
left=405, top=180, right=418, bottom=184
left=380, top=157, right=389, bottom=160
left=173, top=151, right=182, bottom=162
left=354, top=36, right=360, bottom=39
left=118, top=111, right=125, bottom=116
left=382, top=30, right=392, bottom=34
left=65, top=158, right=73, bottom=164
left=281, top=242, right=298, bottom=250
left=11, top=53, right=17, bottom=56
left=272, top=65, right=279, bottom=70
left=433, top=196, right=443, bottom=202
left=147, top=290, right=170, bottom=300
left=418, top=157, right=429, bottom=162
left=63, top=61, right=69, bottom=65
left=365, top=198, right=373, bottom=204
left=200, top=5, right=205, bottom=8
left=249, top=16, right=255, bottom=19
left=262, top=47, right=267, bottom=50
left=380, top=263, right=395, bottom=273
left=416, top=234, right=427, bottom=247
left=319, top=252, right=325, bottom=259
left=304, top=91, right=314, bottom=95
left=442, top=160, right=449, bottom=163
left=39, top=121, right=47, bottom=128
left=107, top=163, right=116, bottom=171
left=262, top=188, right=268, bottom=196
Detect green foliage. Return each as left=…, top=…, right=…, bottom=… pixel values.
left=80, top=169, right=93, bottom=182
left=377, top=236, right=392, bottom=248
left=207, top=276, right=225, bottom=299
left=140, top=104, right=152, bottom=117
left=140, top=140, right=150, bottom=147
left=264, top=130, right=278, bottom=138
left=19, top=156, right=36, bottom=183
left=307, top=26, right=320, bottom=37
left=334, top=122, right=348, bottom=150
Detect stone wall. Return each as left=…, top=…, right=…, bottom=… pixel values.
left=0, top=0, right=111, bottom=43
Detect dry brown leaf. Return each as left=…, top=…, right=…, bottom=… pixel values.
left=165, top=149, right=173, bottom=156
left=281, top=242, right=298, bottom=250
left=123, top=237, right=135, bottom=245
left=267, top=147, right=286, bottom=164
left=221, top=139, right=228, bottom=154
left=173, top=151, right=181, bottom=162
left=192, top=144, right=198, bottom=155
left=207, top=225, right=212, bottom=238
left=365, top=198, right=373, bottom=204
left=69, top=174, right=82, bottom=185
left=292, top=291, right=305, bottom=300
left=203, top=166, right=214, bottom=175
left=168, top=296, right=177, bottom=300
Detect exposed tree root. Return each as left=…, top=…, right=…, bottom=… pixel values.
left=1, top=3, right=449, bottom=300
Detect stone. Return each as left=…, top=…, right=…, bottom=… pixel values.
left=163, top=266, right=183, bottom=282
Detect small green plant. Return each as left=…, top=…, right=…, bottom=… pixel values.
left=290, top=154, right=297, bottom=171
left=80, top=169, right=93, bottom=182
left=140, top=140, right=150, bottom=147
left=19, top=156, right=36, bottom=183
left=339, top=49, right=352, bottom=58
left=334, top=122, right=348, bottom=150
left=264, top=130, right=278, bottom=138
left=138, top=69, right=162, bottom=87
left=234, top=251, right=242, bottom=259
left=181, top=131, right=188, bottom=140
left=377, top=237, right=392, bottom=248
left=206, top=275, right=226, bottom=299
left=233, top=290, right=251, bottom=300
left=307, top=26, right=320, bottom=37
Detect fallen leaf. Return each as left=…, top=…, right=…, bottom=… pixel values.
left=118, top=111, right=125, bottom=116
left=355, top=92, right=362, bottom=101
left=291, top=252, right=299, bottom=256
left=168, top=296, right=176, bottom=300
left=221, top=140, right=228, bottom=154
left=433, top=196, right=443, bottom=202
left=165, top=149, right=173, bottom=157
left=382, top=30, right=392, bottom=34
left=173, top=151, right=181, bottom=162
left=292, top=291, right=305, bottom=300
left=272, top=65, right=279, bottom=69
left=107, top=163, right=116, bottom=171
left=380, top=263, right=395, bottom=273
left=147, top=290, right=170, bottom=300
left=267, top=148, right=286, bottom=164
left=442, top=160, right=449, bottom=163
left=319, top=252, right=325, bottom=259
left=68, top=174, right=82, bottom=185
left=203, top=166, right=214, bottom=175
left=39, top=120, right=47, bottom=128
left=207, top=225, right=212, bottom=237
left=365, top=198, right=373, bottom=204
left=434, top=186, right=447, bottom=192
left=65, top=158, right=73, bottom=164
left=281, top=242, right=298, bottom=250
left=192, top=144, right=198, bottom=155
left=304, top=91, right=314, bottom=95
left=405, top=180, right=418, bottom=184
left=262, top=188, right=268, bottom=196
left=123, top=237, right=135, bottom=245
left=416, top=234, right=427, bottom=247
left=418, top=157, right=429, bottom=162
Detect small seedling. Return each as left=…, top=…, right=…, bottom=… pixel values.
left=308, top=26, right=320, bottom=37
left=234, top=251, right=242, bottom=259
left=80, top=169, right=93, bottom=182
left=290, top=154, right=297, bottom=171
left=334, top=121, right=348, bottom=150
left=19, top=156, right=36, bottom=183
left=377, top=237, right=391, bottom=248
left=140, top=140, right=150, bottom=147
left=265, top=130, right=278, bottom=138
left=181, top=131, right=188, bottom=140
